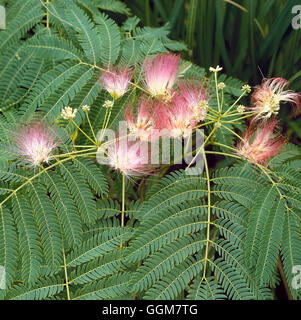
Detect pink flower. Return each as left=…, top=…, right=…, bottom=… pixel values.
left=107, top=137, right=153, bottom=176
left=156, top=94, right=197, bottom=138
left=251, top=77, right=301, bottom=119
left=235, top=120, right=285, bottom=165
left=178, top=81, right=208, bottom=121
left=126, top=98, right=156, bottom=141
left=144, top=53, right=180, bottom=99
left=14, top=122, right=58, bottom=166
left=101, top=66, right=132, bottom=99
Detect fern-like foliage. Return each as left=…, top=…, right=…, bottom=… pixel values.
left=0, top=0, right=300, bottom=302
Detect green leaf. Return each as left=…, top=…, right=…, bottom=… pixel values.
left=0, top=205, right=18, bottom=288
left=255, top=197, right=285, bottom=285
left=72, top=158, right=109, bottom=196
left=245, top=186, right=278, bottom=267
left=29, top=183, right=63, bottom=267
left=12, top=194, right=43, bottom=284
left=66, top=227, right=132, bottom=267
left=65, top=1, right=101, bottom=65
left=5, top=276, right=64, bottom=300
left=94, top=13, right=121, bottom=66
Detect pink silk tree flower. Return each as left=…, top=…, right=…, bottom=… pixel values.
left=251, top=77, right=301, bottom=120
left=101, top=66, right=132, bottom=99
left=126, top=98, right=156, bottom=141
left=178, top=81, right=208, bottom=121
left=107, top=137, right=153, bottom=176
left=144, top=53, right=180, bottom=100
left=235, top=120, right=285, bottom=165
left=159, top=94, right=198, bottom=138
left=14, top=122, right=59, bottom=167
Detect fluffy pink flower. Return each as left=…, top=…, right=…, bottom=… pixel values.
left=144, top=53, right=180, bottom=99
left=101, top=66, right=132, bottom=99
left=107, top=137, right=153, bottom=176
left=14, top=122, right=58, bottom=166
left=156, top=94, right=197, bottom=138
left=178, top=81, right=208, bottom=121
left=126, top=98, right=156, bottom=141
left=251, top=77, right=301, bottom=120
left=235, top=120, right=285, bottom=165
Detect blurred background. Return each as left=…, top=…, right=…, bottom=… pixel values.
left=122, top=0, right=301, bottom=141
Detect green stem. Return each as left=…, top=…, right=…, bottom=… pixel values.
left=207, top=106, right=220, bottom=117
left=99, top=103, right=113, bottom=143
left=186, top=127, right=217, bottom=169
left=62, top=248, right=71, bottom=300
left=223, top=92, right=245, bottom=116
left=121, top=174, right=126, bottom=228
left=119, top=174, right=126, bottom=251
left=220, top=123, right=244, bottom=142
left=220, top=88, right=224, bottom=113
left=52, top=147, right=97, bottom=159
left=104, top=107, right=112, bottom=130
left=46, top=0, right=49, bottom=29
left=101, top=106, right=109, bottom=131
left=0, top=151, right=97, bottom=209
left=72, top=145, right=97, bottom=148
left=214, top=72, right=221, bottom=114
left=277, top=258, right=294, bottom=300
left=201, top=148, right=211, bottom=280
left=222, top=111, right=255, bottom=118
left=194, top=120, right=216, bottom=129
left=205, top=150, right=241, bottom=160
left=183, top=134, right=192, bottom=156
left=85, top=111, right=97, bottom=143
left=71, top=119, right=97, bottom=145
left=211, top=141, right=236, bottom=151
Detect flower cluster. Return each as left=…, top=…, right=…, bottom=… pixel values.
left=235, top=120, right=285, bottom=165
left=61, top=106, right=77, bottom=120
left=100, top=66, right=133, bottom=100
left=125, top=85, right=208, bottom=143
left=144, top=53, right=180, bottom=99
left=125, top=69, right=209, bottom=139
left=12, top=51, right=300, bottom=174
left=100, top=55, right=301, bottom=173
left=14, top=122, right=59, bottom=167
left=250, top=77, right=300, bottom=120
left=125, top=97, right=155, bottom=141
left=234, top=77, right=300, bottom=164
left=99, top=53, right=210, bottom=176
left=106, top=137, right=153, bottom=177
